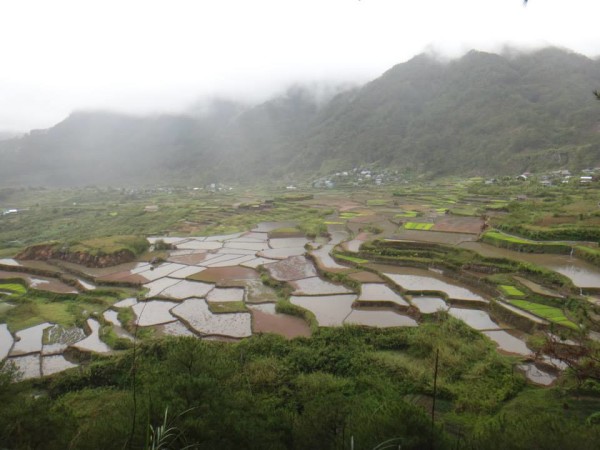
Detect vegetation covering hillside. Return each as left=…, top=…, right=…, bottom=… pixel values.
left=2, top=325, right=600, bottom=449
left=1, top=48, right=599, bottom=186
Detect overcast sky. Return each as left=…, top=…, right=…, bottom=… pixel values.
left=1, top=0, right=599, bottom=131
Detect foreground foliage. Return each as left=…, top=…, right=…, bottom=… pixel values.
left=1, top=318, right=600, bottom=449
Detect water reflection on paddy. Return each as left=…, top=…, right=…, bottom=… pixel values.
left=290, top=277, right=353, bottom=296
left=113, top=297, right=138, bottom=308
left=259, top=247, right=306, bottom=260
left=410, top=296, right=448, bottom=314
left=11, top=323, right=53, bottom=356
left=103, top=310, right=122, bottom=327
left=0, top=324, right=14, bottom=360
left=265, top=256, right=317, bottom=281
left=172, top=298, right=252, bottom=338
left=358, top=283, right=409, bottom=307
left=176, top=240, right=222, bottom=251
left=9, top=354, right=41, bottom=380
left=249, top=303, right=311, bottom=338
left=144, top=277, right=181, bottom=297
left=311, top=245, right=350, bottom=271
left=242, top=257, right=276, bottom=269
left=137, top=263, right=187, bottom=281
left=42, top=354, right=78, bottom=376
left=206, top=255, right=256, bottom=268
left=344, top=309, right=418, bottom=327
left=72, top=319, right=111, bottom=354
left=460, top=241, right=600, bottom=288
left=482, top=330, right=531, bottom=355
left=448, top=308, right=500, bottom=330
left=132, top=301, right=178, bottom=326
left=376, top=265, right=486, bottom=301
left=290, top=294, right=356, bottom=326
left=157, top=320, right=196, bottom=337
left=206, top=287, right=245, bottom=303
left=518, top=363, right=556, bottom=385
left=159, top=280, right=214, bottom=300
left=167, top=265, right=207, bottom=279
left=269, top=237, right=310, bottom=249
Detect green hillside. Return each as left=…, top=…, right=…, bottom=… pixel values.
left=1, top=48, right=599, bottom=186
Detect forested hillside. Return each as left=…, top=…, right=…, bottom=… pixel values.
left=1, top=48, right=599, bottom=186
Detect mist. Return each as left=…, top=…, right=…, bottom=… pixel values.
left=1, top=0, right=600, bottom=131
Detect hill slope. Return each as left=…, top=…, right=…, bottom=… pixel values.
left=1, top=48, right=599, bottom=186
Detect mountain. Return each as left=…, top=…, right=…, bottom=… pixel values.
left=1, top=48, right=600, bottom=186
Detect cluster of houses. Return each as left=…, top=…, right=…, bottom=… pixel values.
left=486, top=168, right=599, bottom=187
left=312, top=168, right=401, bottom=189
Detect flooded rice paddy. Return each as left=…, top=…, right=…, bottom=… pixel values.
left=376, top=265, right=487, bottom=302
left=206, top=287, right=245, bottom=302
left=172, top=299, right=252, bottom=338
left=290, top=295, right=356, bottom=326
left=358, top=283, right=409, bottom=308
left=482, top=330, right=531, bottom=355
left=158, top=280, right=214, bottom=300
left=8, top=354, right=42, bottom=380
left=460, top=242, right=600, bottom=288
left=410, top=296, right=448, bottom=314
left=0, top=324, right=13, bottom=359
left=290, top=277, right=353, bottom=296
left=41, top=354, right=78, bottom=376
left=345, top=309, right=418, bottom=327
left=11, top=323, right=53, bottom=356
left=71, top=319, right=111, bottom=353
left=248, top=303, right=311, bottom=338
left=132, top=301, right=178, bottom=326
left=448, top=308, right=501, bottom=330
left=518, top=363, right=557, bottom=386
left=265, top=256, right=317, bottom=281
left=1, top=220, right=586, bottom=384
left=311, top=245, right=350, bottom=271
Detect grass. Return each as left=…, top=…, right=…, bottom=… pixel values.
left=0, top=282, right=27, bottom=295
left=69, top=235, right=149, bottom=256
left=509, top=299, right=579, bottom=330
left=0, top=293, right=121, bottom=332
left=499, top=285, right=526, bottom=298
left=394, top=211, right=418, bottom=218
left=449, top=206, right=480, bottom=216
left=339, top=212, right=363, bottom=219
left=483, top=230, right=534, bottom=245
left=207, top=301, right=247, bottom=313
left=333, top=254, right=368, bottom=264
left=366, top=199, right=387, bottom=206
left=403, top=222, right=434, bottom=230
left=268, top=227, right=304, bottom=238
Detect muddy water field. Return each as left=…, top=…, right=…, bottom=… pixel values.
left=2, top=184, right=600, bottom=389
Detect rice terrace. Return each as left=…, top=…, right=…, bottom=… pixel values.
left=3, top=1, right=600, bottom=447
left=2, top=175, right=600, bottom=448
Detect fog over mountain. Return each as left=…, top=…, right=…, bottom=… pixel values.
left=1, top=47, right=599, bottom=186
left=3, top=1, right=600, bottom=132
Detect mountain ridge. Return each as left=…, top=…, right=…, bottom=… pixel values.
left=1, top=47, right=599, bottom=186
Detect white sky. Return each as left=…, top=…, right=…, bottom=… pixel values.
left=1, top=0, right=599, bottom=131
